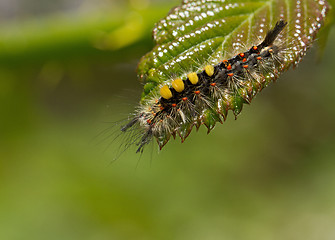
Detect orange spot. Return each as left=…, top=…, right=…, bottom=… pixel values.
left=239, top=53, right=245, bottom=58
left=194, top=90, right=200, bottom=95
left=242, top=58, right=247, bottom=62
left=172, top=103, right=177, bottom=107
left=257, top=56, right=262, bottom=60
left=147, top=119, right=152, bottom=124
left=253, top=46, right=258, bottom=50
left=210, top=83, right=216, bottom=86
left=227, top=73, right=234, bottom=77
left=182, top=97, right=188, bottom=101
left=243, top=65, right=249, bottom=69
left=269, top=49, right=273, bottom=53
left=155, top=99, right=159, bottom=103
left=222, top=60, right=229, bottom=67
left=160, top=106, right=164, bottom=111
left=227, top=64, right=232, bottom=70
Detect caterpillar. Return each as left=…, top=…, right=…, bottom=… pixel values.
left=115, top=1, right=328, bottom=154
left=121, top=20, right=285, bottom=152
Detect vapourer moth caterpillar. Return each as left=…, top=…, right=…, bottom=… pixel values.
left=116, top=0, right=329, bottom=153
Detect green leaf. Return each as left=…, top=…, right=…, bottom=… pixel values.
left=133, top=0, right=330, bottom=150
left=138, top=0, right=329, bottom=102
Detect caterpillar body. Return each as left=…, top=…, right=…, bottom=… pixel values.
left=117, top=1, right=328, bottom=154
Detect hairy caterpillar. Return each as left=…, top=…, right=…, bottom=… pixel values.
left=114, top=1, right=328, bottom=154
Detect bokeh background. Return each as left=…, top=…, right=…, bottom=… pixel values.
left=1, top=0, right=335, bottom=239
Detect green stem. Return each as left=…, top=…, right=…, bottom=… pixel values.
left=0, top=4, right=174, bottom=66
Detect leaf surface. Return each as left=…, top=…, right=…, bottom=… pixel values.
left=138, top=0, right=329, bottom=101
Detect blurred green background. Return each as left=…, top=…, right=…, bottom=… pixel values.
left=1, top=0, right=335, bottom=239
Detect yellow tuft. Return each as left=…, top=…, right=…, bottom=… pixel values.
left=205, top=65, right=214, bottom=76
left=160, top=85, right=172, bottom=99
left=171, top=78, right=185, bottom=93
left=187, top=72, right=199, bottom=85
